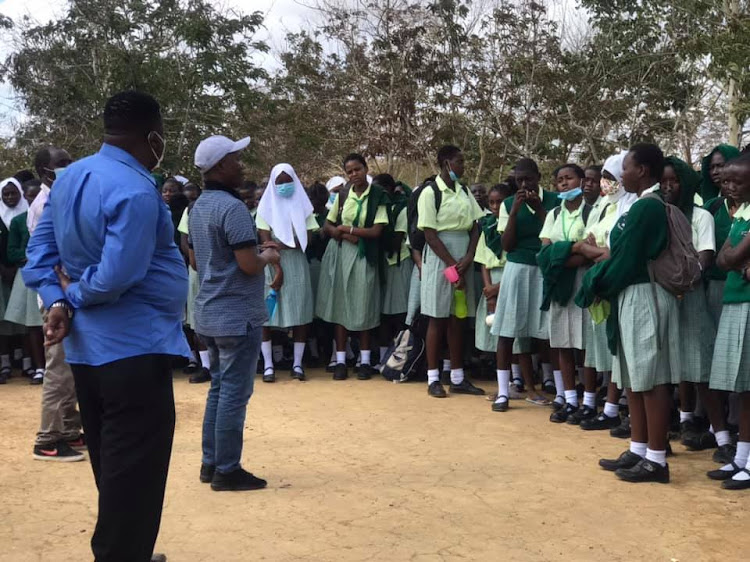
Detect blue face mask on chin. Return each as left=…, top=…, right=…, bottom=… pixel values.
left=558, top=187, right=583, bottom=201
left=449, top=170, right=459, bottom=182
left=276, top=182, right=296, bottom=198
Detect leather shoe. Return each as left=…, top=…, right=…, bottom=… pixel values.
left=491, top=397, right=509, bottom=412
left=721, top=470, right=750, bottom=490
left=262, top=369, right=276, bottom=383
left=707, top=462, right=742, bottom=481
left=199, top=463, right=215, bottom=484
left=357, top=364, right=378, bottom=380
left=428, top=381, right=447, bottom=398
left=682, top=430, right=716, bottom=451
left=599, top=450, right=642, bottom=472
left=550, top=403, right=578, bottom=423
left=151, top=554, right=167, bottom=562
left=450, top=378, right=485, bottom=395
left=615, top=458, right=670, bottom=483
left=567, top=405, right=597, bottom=425
left=189, top=367, right=211, bottom=384
left=211, top=468, right=267, bottom=492
left=610, top=416, right=631, bottom=439
left=580, top=412, right=620, bottom=431
left=332, top=363, right=348, bottom=381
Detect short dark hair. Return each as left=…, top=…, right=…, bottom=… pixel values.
left=33, top=147, right=52, bottom=175
left=727, top=152, right=750, bottom=168
left=14, top=169, right=35, bottom=184
left=103, top=90, right=161, bottom=135
left=554, top=163, right=585, bottom=179
left=490, top=183, right=513, bottom=197
left=515, top=157, right=540, bottom=176
left=629, top=143, right=664, bottom=180
left=372, top=173, right=396, bottom=191
left=22, top=178, right=42, bottom=193
left=308, top=182, right=329, bottom=207
left=437, top=145, right=461, bottom=167
left=586, top=165, right=602, bottom=175
left=343, top=153, right=367, bottom=169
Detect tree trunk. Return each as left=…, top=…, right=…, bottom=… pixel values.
left=725, top=0, right=741, bottom=146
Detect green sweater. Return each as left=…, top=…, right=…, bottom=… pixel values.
left=704, top=197, right=731, bottom=282
left=7, top=212, right=29, bottom=266
left=537, top=241, right=576, bottom=310
left=722, top=217, right=750, bottom=304
left=503, top=190, right=559, bottom=265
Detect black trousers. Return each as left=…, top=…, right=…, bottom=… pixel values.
left=72, top=354, right=175, bottom=562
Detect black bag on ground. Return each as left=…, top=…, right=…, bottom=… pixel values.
left=381, top=314, right=428, bottom=382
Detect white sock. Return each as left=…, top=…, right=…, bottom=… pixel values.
left=22, top=357, right=31, bottom=371
left=583, top=391, right=596, bottom=409
left=427, top=369, right=440, bottom=384
left=13, top=348, right=22, bottom=361
left=336, top=351, right=346, bottom=364
left=261, top=341, right=273, bottom=369
left=199, top=350, right=210, bottom=369
left=646, top=448, right=667, bottom=467
left=603, top=402, right=619, bottom=418
left=679, top=410, right=694, bottom=423
left=450, top=368, right=465, bottom=385
left=293, top=342, right=305, bottom=368
left=723, top=442, right=750, bottom=472
left=564, top=389, right=579, bottom=407
left=553, top=370, right=564, bottom=398
left=360, top=350, right=371, bottom=366
left=630, top=441, right=647, bottom=458
left=735, top=462, right=750, bottom=481
left=715, top=430, right=732, bottom=447
left=379, top=346, right=388, bottom=363
left=511, top=363, right=521, bottom=383
left=1, top=355, right=9, bottom=368
left=542, top=362, right=553, bottom=382
left=495, top=370, right=510, bottom=403
left=442, top=359, right=451, bottom=373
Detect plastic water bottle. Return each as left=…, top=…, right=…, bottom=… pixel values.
left=453, top=289, right=468, bottom=319
left=266, top=289, right=278, bottom=319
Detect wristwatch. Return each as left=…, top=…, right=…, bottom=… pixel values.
left=50, top=300, right=74, bottom=320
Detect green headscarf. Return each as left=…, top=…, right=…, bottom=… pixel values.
left=700, top=144, right=740, bottom=201
left=664, top=156, right=700, bottom=220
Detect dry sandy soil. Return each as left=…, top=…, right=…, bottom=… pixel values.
left=1, top=369, right=748, bottom=562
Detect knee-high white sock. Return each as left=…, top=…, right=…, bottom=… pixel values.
left=293, top=342, right=305, bottom=368
left=496, top=370, right=510, bottom=403
left=564, top=389, right=579, bottom=407
left=360, top=350, right=371, bottom=366
left=261, top=341, right=273, bottom=369
left=553, top=370, right=564, bottom=401
left=511, top=363, right=522, bottom=383
left=199, top=350, right=210, bottom=369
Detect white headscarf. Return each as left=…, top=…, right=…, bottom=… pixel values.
left=602, top=150, right=637, bottom=221
left=0, top=178, right=29, bottom=230
left=326, top=176, right=346, bottom=192
left=257, top=163, right=314, bottom=251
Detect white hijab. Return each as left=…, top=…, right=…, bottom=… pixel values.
left=0, top=178, right=29, bottom=230
left=257, top=163, right=314, bottom=251
left=602, top=151, right=637, bottom=221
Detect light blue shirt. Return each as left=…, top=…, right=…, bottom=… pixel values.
left=23, top=143, right=190, bottom=366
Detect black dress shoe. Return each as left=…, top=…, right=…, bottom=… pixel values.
left=512, top=378, right=525, bottom=393
left=262, top=369, right=276, bottom=383
left=610, top=416, right=631, bottom=439
left=428, top=381, right=447, bottom=398
left=707, top=462, right=743, bottom=481
left=211, top=468, right=268, bottom=492
left=332, top=363, right=348, bottom=381
left=615, top=458, right=670, bottom=484
left=682, top=430, right=717, bottom=451
left=680, top=419, right=698, bottom=439
left=183, top=361, right=199, bottom=374
left=580, top=412, right=620, bottom=431
left=599, top=450, right=642, bottom=472
left=326, top=362, right=336, bottom=373
left=550, top=403, right=578, bottom=423
left=491, top=397, right=509, bottom=412
left=713, top=444, right=736, bottom=464
left=551, top=399, right=564, bottom=412
left=567, top=405, right=597, bottom=425
left=450, top=378, right=485, bottom=395
left=199, top=463, right=215, bottom=483
left=151, top=554, right=167, bottom=562
left=357, top=364, right=377, bottom=380
left=291, top=366, right=306, bottom=381
left=189, top=367, right=211, bottom=384
left=721, top=470, right=750, bottom=490
left=542, top=380, right=556, bottom=394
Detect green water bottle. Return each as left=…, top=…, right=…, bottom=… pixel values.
left=453, top=289, right=468, bottom=319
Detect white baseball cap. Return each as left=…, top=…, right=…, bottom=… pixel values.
left=194, top=135, right=250, bottom=173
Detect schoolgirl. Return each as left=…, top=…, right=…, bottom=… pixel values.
left=577, top=143, right=680, bottom=484
left=257, top=164, right=318, bottom=382
left=316, top=154, right=388, bottom=381
left=491, top=158, right=558, bottom=411
left=700, top=144, right=741, bottom=202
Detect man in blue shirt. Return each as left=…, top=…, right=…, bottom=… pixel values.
left=189, top=135, right=279, bottom=492
left=23, top=91, right=189, bottom=562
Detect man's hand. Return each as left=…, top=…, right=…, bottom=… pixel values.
left=44, top=306, right=70, bottom=347
left=55, top=265, right=71, bottom=291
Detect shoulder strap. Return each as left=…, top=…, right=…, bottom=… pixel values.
left=553, top=206, right=561, bottom=220
left=582, top=203, right=593, bottom=225
left=598, top=202, right=611, bottom=222
left=336, top=186, right=350, bottom=225
left=427, top=181, right=442, bottom=215
left=709, top=197, right=725, bottom=216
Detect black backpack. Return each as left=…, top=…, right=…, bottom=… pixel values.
left=380, top=313, right=429, bottom=382
left=407, top=181, right=470, bottom=253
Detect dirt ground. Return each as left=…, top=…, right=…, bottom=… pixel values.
left=1, top=369, right=749, bottom=562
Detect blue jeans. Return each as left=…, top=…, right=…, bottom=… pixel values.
left=199, top=327, right=261, bottom=474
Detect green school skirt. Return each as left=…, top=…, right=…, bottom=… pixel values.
left=382, top=257, right=413, bottom=316
left=710, top=302, right=750, bottom=393
left=706, top=279, right=725, bottom=329
left=549, top=268, right=585, bottom=350
left=315, top=240, right=381, bottom=332
left=475, top=268, right=503, bottom=353
left=4, top=269, right=42, bottom=327
left=265, top=248, right=314, bottom=329
left=491, top=261, right=548, bottom=340
left=405, top=264, right=421, bottom=325
left=420, top=231, right=477, bottom=319
left=677, top=287, right=715, bottom=383
left=584, top=316, right=612, bottom=372
left=612, top=283, right=682, bottom=392
left=309, top=257, right=322, bottom=317
left=186, top=267, right=199, bottom=329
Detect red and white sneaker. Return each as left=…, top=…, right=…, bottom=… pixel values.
left=33, top=441, right=85, bottom=462
left=66, top=434, right=87, bottom=451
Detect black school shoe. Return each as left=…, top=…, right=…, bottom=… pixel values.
left=211, top=468, right=267, bottom=492
left=491, top=396, right=509, bottom=412
left=580, top=412, right=620, bottom=431
left=357, top=364, right=378, bottom=381
left=567, top=405, right=597, bottom=425
left=615, top=458, right=670, bottom=484
left=189, top=367, right=211, bottom=384
left=332, top=363, right=348, bottom=381
left=682, top=430, right=717, bottom=451
left=707, top=462, right=743, bottom=481
left=610, top=416, right=631, bottom=439
left=721, top=470, right=750, bottom=490
left=550, top=403, right=578, bottom=423
left=200, top=463, right=215, bottom=483
left=291, top=366, right=306, bottom=381
left=450, top=378, right=486, bottom=395
left=599, top=450, right=642, bottom=472
left=713, top=444, right=737, bottom=464
left=428, top=381, right=447, bottom=398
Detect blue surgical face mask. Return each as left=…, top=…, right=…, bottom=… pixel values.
left=328, top=193, right=336, bottom=205
left=558, top=187, right=583, bottom=201
left=276, top=181, right=295, bottom=198
left=447, top=163, right=460, bottom=183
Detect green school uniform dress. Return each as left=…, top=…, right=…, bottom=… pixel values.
left=703, top=197, right=732, bottom=326
left=490, top=187, right=558, bottom=340
left=405, top=244, right=421, bottom=325
left=474, top=225, right=505, bottom=353
left=710, top=203, right=750, bottom=393
left=315, top=184, right=388, bottom=332
left=576, top=186, right=682, bottom=392
left=306, top=211, right=329, bottom=315
left=382, top=207, right=413, bottom=316
left=257, top=214, right=318, bottom=329
left=417, top=176, right=485, bottom=319
left=177, top=207, right=198, bottom=329
left=4, top=212, right=42, bottom=327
